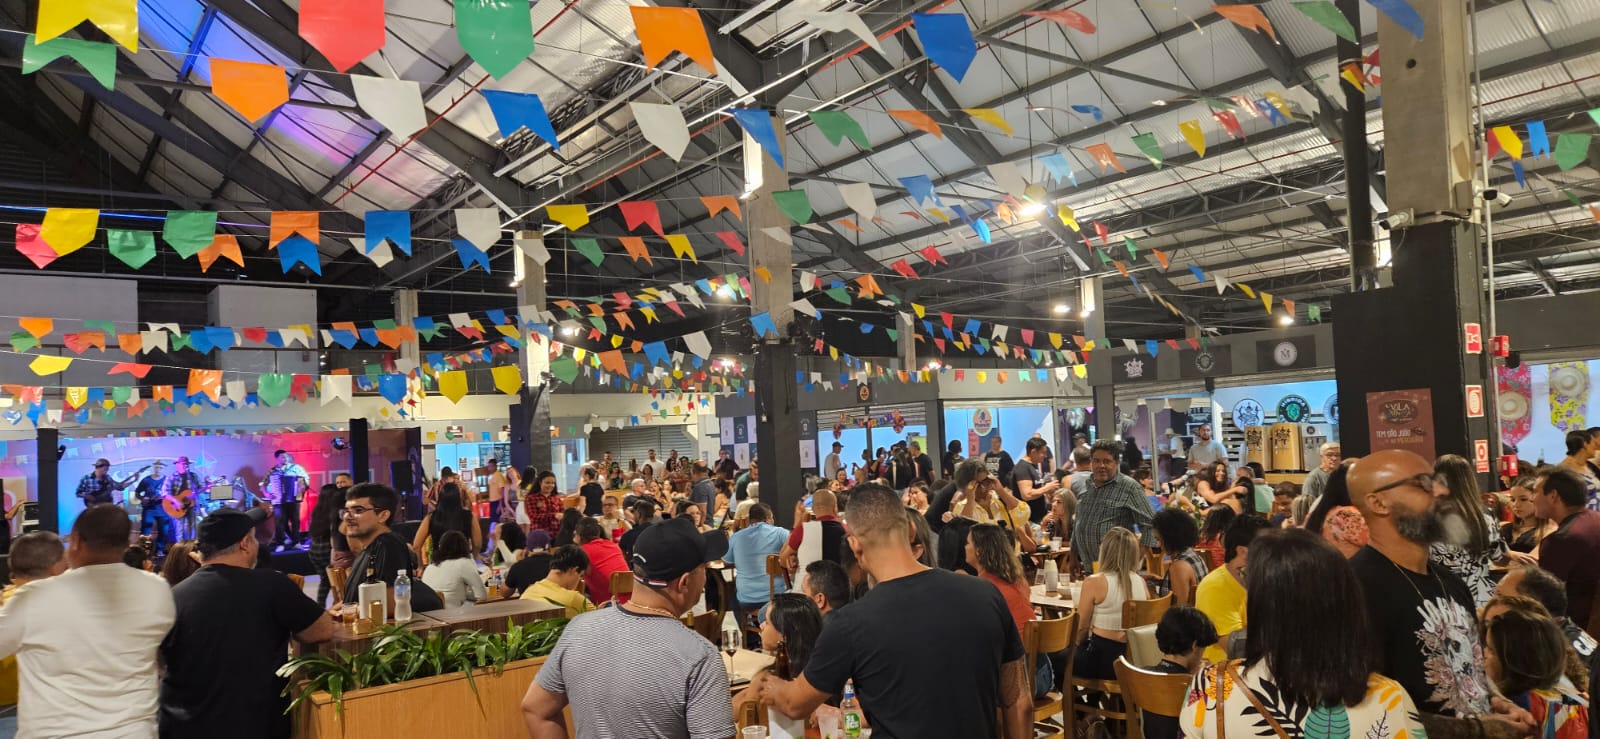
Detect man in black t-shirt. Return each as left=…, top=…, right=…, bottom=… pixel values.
left=983, top=436, right=1015, bottom=490
left=757, top=484, right=1030, bottom=739
left=1346, top=450, right=1535, bottom=737
left=160, top=507, right=335, bottom=739
left=340, top=484, right=442, bottom=611
left=1014, top=438, right=1060, bottom=523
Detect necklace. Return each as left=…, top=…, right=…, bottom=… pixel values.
left=1384, top=550, right=1444, bottom=602
left=624, top=601, right=681, bottom=619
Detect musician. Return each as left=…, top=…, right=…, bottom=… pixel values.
left=74, top=458, right=144, bottom=508
left=134, top=461, right=171, bottom=553
left=161, top=456, right=205, bottom=541
left=264, top=450, right=309, bottom=550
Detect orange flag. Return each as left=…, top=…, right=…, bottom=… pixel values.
left=1212, top=4, right=1276, bottom=41
left=701, top=195, right=741, bottom=220
left=197, top=234, right=244, bottom=272
left=1152, top=249, right=1171, bottom=270
left=17, top=317, right=52, bottom=338
left=117, top=333, right=142, bottom=355
left=187, top=369, right=223, bottom=401
left=630, top=7, right=717, bottom=75
left=620, top=236, right=653, bottom=265
left=598, top=349, right=628, bottom=375
left=1086, top=143, right=1125, bottom=173
left=888, top=110, right=943, bottom=138
left=270, top=211, right=319, bottom=249
left=210, top=58, right=290, bottom=123
left=856, top=274, right=884, bottom=299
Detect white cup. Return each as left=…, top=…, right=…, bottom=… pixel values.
left=742, top=727, right=768, bottom=739
left=1049, top=538, right=1062, bottom=552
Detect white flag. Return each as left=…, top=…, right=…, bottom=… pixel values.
left=352, top=75, right=428, bottom=139
left=630, top=102, right=690, bottom=162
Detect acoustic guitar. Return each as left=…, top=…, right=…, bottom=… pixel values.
left=162, top=486, right=197, bottom=519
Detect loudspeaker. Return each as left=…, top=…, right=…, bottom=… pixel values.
left=348, top=418, right=370, bottom=483
left=36, top=427, right=59, bottom=532
left=390, top=460, right=412, bottom=491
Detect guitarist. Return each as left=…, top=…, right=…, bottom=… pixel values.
left=134, top=461, right=171, bottom=554
left=75, top=458, right=147, bottom=508
left=161, top=456, right=204, bottom=542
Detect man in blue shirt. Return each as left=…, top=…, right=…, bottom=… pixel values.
left=727, top=503, right=789, bottom=612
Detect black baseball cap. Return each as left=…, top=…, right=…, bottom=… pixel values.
left=630, top=517, right=712, bottom=588
left=196, top=507, right=267, bottom=552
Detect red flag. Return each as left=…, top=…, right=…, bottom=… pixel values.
left=1214, top=110, right=1245, bottom=140
left=618, top=201, right=665, bottom=236
left=941, top=312, right=955, bottom=330
left=715, top=231, right=745, bottom=257
left=1094, top=221, right=1109, bottom=246
left=919, top=245, right=947, bottom=265
left=299, top=0, right=385, bottom=72
left=890, top=259, right=918, bottom=279
left=1187, top=337, right=1201, bottom=350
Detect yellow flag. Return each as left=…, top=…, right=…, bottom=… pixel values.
left=1238, top=283, right=1257, bottom=299
left=37, top=0, right=138, bottom=50
left=1073, top=364, right=1087, bottom=379
left=41, top=208, right=98, bottom=256
left=1178, top=120, right=1206, bottom=157
left=1049, top=333, right=1062, bottom=349
left=927, top=209, right=951, bottom=223
left=610, top=335, right=623, bottom=348
left=65, top=387, right=88, bottom=407
left=1261, top=291, right=1274, bottom=314
left=1491, top=125, right=1524, bottom=160
left=977, top=371, right=988, bottom=384
left=963, top=108, right=1013, bottom=136
left=1339, top=65, right=1365, bottom=92
left=437, top=371, right=468, bottom=403
left=28, top=355, right=72, bottom=375
left=1057, top=205, right=1080, bottom=232
left=491, top=365, right=523, bottom=395
left=912, top=303, right=926, bottom=319
left=665, top=234, right=697, bottom=263
left=545, top=204, right=589, bottom=231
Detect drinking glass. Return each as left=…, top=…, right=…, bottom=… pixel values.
left=741, top=728, right=767, bottom=739
left=817, top=713, right=840, bottom=739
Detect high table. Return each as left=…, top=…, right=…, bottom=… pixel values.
left=298, top=613, right=443, bottom=657
left=419, top=598, right=566, bottom=636
left=723, top=648, right=775, bottom=691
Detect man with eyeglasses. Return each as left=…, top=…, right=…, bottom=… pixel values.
left=339, top=483, right=442, bottom=612
left=1302, top=442, right=1341, bottom=503
left=75, top=457, right=145, bottom=509
left=1347, top=449, right=1534, bottom=739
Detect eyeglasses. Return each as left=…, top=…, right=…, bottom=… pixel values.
left=339, top=505, right=376, bottom=518
left=1372, top=474, right=1438, bottom=496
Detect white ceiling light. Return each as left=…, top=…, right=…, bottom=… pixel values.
left=1052, top=303, right=1071, bottom=314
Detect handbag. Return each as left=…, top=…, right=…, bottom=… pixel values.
left=1213, top=661, right=1290, bottom=739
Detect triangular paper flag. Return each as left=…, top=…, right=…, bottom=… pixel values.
left=912, top=13, right=977, bottom=82
left=631, top=6, right=717, bottom=75
left=364, top=210, right=412, bottom=256
left=1085, top=143, right=1125, bottom=173
left=1292, top=1, right=1357, bottom=42
left=546, top=204, right=589, bottom=231
left=1179, top=120, right=1206, bottom=157
left=455, top=0, right=535, bottom=79
left=1131, top=132, right=1163, bottom=168
left=666, top=234, right=697, bottom=263
left=629, top=102, right=690, bottom=162
left=20, top=33, right=115, bottom=89
left=514, top=231, right=550, bottom=266
left=107, top=229, right=156, bottom=269
left=702, top=195, right=741, bottom=220
left=1021, top=9, right=1096, bottom=33
left=619, top=236, right=652, bottom=264
left=888, top=110, right=943, bottom=138
left=1555, top=133, right=1591, bottom=171
left=1367, top=0, right=1424, bottom=40
left=197, top=234, right=244, bottom=272
left=807, top=110, right=870, bottom=149
left=795, top=11, right=883, bottom=53
left=15, top=225, right=57, bottom=269
left=772, top=190, right=813, bottom=224
left=1492, top=126, right=1524, bottom=160
left=837, top=182, right=877, bottom=220
left=299, top=0, right=384, bottom=72
left=36, top=0, right=137, bottom=50
left=269, top=211, right=318, bottom=249
left=480, top=90, right=560, bottom=148
left=731, top=108, right=784, bottom=167
left=40, top=207, right=97, bottom=256
left=1212, top=4, right=1276, bottom=41
left=163, top=210, right=217, bottom=258
left=210, top=59, right=290, bottom=123
left=715, top=231, right=745, bottom=257
left=619, top=201, right=665, bottom=236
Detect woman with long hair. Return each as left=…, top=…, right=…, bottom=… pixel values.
left=306, top=483, right=344, bottom=606
left=1431, top=454, right=1520, bottom=608
left=1195, top=461, right=1247, bottom=512
left=552, top=508, right=584, bottom=548
left=1194, top=505, right=1235, bottom=570
left=159, top=541, right=201, bottom=588
left=413, top=483, right=482, bottom=564
left=1180, top=528, right=1426, bottom=737
left=420, top=530, right=487, bottom=604
left=1503, top=476, right=1558, bottom=555
left=1152, top=507, right=1208, bottom=606
left=968, top=522, right=1054, bottom=698
left=522, top=471, right=565, bottom=540
left=1071, top=527, right=1150, bottom=680
left=731, top=592, right=824, bottom=709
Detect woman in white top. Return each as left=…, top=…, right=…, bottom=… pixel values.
left=1071, top=527, right=1149, bottom=680
left=420, top=530, right=487, bottom=605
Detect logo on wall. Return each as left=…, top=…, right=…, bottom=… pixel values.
left=1123, top=358, right=1146, bottom=379
left=1277, top=395, right=1311, bottom=424
left=1325, top=394, right=1340, bottom=425
left=971, top=409, right=994, bottom=436
left=1232, top=399, right=1264, bottom=430
left=856, top=383, right=873, bottom=404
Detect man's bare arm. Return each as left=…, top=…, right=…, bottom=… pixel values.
left=999, top=657, right=1031, bottom=739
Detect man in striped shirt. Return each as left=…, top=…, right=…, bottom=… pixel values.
left=1071, top=440, right=1157, bottom=571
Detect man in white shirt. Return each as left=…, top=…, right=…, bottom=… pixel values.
left=0, top=504, right=174, bottom=737
left=823, top=441, right=843, bottom=482
left=641, top=449, right=660, bottom=479
left=1160, top=428, right=1186, bottom=481
left=1187, top=424, right=1229, bottom=470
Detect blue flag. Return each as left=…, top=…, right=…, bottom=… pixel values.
left=480, top=90, right=561, bottom=149
left=912, top=13, right=977, bottom=82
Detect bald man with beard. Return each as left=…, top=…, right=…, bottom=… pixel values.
left=1346, top=450, right=1534, bottom=739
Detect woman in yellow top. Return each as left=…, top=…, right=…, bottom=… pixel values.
left=518, top=544, right=595, bottom=618
left=946, top=462, right=1033, bottom=544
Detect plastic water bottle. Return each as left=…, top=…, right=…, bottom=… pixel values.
left=841, top=680, right=863, bottom=737
left=393, top=570, right=412, bottom=622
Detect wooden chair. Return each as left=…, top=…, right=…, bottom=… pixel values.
left=735, top=700, right=766, bottom=730
left=681, top=610, right=722, bottom=644
left=1143, top=548, right=1168, bottom=580
left=1068, top=673, right=1130, bottom=739
left=1024, top=613, right=1077, bottom=739
left=1114, top=656, right=1191, bottom=739
left=1122, top=593, right=1171, bottom=630
left=609, top=570, right=633, bottom=604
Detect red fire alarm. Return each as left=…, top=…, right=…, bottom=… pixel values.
left=1491, top=336, right=1511, bottom=358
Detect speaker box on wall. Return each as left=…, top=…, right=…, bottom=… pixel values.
left=390, top=460, right=413, bottom=491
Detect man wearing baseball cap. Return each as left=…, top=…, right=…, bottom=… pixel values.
left=159, top=506, right=335, bottom=739
left=523, top=517, right=733, bottom=738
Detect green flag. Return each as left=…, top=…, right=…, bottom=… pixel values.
left=808, top=110, right=870, bottom=149
left=587, top=316, right=607, bottom=333
left=84, top=320, right=116, bottom=334
left=1555, top=133, right=1591, bottom=171
left=111, top=386, right=132, bottom=404
left=571, top=237, right=604, bottom=267
left=1131, top=132, right=1164, bottom=168
left=169, top=333, right=193, bottom=351
left=1124, top=236, right=1138, bottom=259
left=21, top=33, right=115, bottom=89
left=9, top=332, right=37, bottom=353
left=454, top=0, right=535, bottom=80
left=162, top=211, right=217, bottom=259
left=824, top=287, right=853, bottom=305
left=256, top=374, right=292, bottom=407
left=772, top=190, right=813, bottom=224
left=1096, top=248, right=1111, bottom=266
left=550, top=356, right=579, bottom=384
left=372, top=319, right=397, bottom=330
left=1292, top=1, right=1357, bottom=42
left=1565, top=190, right=1585, bottom=208
left=105, top=226, right=153, bottom=268
left=886, top=328, right=899, bottom=341
left=1588, top=108, right=1599, bottom=128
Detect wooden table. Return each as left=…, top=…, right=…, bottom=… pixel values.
left=1030, top=583, right=1078, bottom=618
left=1028, top=548, right=1071, bottom=566
left=723, top=648, right=775, bottom=690
left=297, top=613, right=444, bottom=657
left=419, top=598, right=565, bottom=637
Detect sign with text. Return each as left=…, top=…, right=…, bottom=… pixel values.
left=1465, top=385, right=1485, bottom=418
left=1464, top=323, right=1483, bottom=354
left=1474, top=440, right=1491, bottom=473
left=1366, top=388, right=1436, bottom=459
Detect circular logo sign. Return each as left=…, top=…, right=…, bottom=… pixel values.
left=1277, top=395, right=1311, bottom=424
left=1324, top=394, right=1340, bottom=425
left=856, top=383, right=873, bottom=404
left=1272, top=340, right=1299, bottom=367
left=1195, top=351, right=1217, bottom=373
left=971, top=408, right=994, bottom=436
left=1232, top=399, right=1264, bottom=430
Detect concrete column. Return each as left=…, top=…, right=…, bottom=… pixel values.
left=394, top=289, right=421, bottom=371
left=898, top=313, right=916, bottom=371
left=747, top=112, right=803, bottom=527
left=1082, top=277, right=1117, bottom=442
left=1332, top=1, right=1495, bottom=483
left=510, top=238, right=552, bottom=474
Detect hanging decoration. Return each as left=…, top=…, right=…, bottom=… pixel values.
left=455, top=0, right=536, bottom=79
left=298, top=0, right=385, bottom=72
left=209, top=59, right=290, bottom=124
left=21, top=33, right=115, bottom=89
left=630, top=6, right=717, bottom=76
left=36, top=0, right=138, bottom=51
left=480, top=90, right=561, bottom=149
left=911, top=13, right=978, bottom=82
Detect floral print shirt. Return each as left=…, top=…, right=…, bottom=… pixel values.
left=1180, top=660, right=1426, bottom=739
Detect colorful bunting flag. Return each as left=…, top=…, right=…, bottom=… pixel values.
left=1213, top=4, right=1277, bottom=41
left=1555, top=133, right=1591, bottom=171
left=1367, top=0, right=1425, bottom=40
left=702, top=195, right=741, bottom=220
left=299, top=0, right=384, bottom=72
left=912, top=13, right=978, bottom=82
left=197, top=234, right=244, bottom=272
left=1292, top=1, right=1357, bottom=42
left=888, top=110, right=943, bottom=138
left=455, top=0, right=535, bottom=79
left=772, top=190, right=814, bottom=224
left=1131, top=132, right=1164, bottom=168
left=715, top=231, right=745, bottom=257
left=36, top=0, right=137, bottom=50
left=630, top=102, right=690, bottom=161
left=107, top=229, right=156, bottom=269
left=480, top=90, right=560, bottom=148
left=364, top=211, right=412, bottom=256
left=269, top=211, right=318, bottom=250
left=666, top=234, right=697, bottom=263
left=1179, top=120, right=1206, bottom=157
left=1022, top=8, right=1096, bottom=33
left=545, top=204, right=589, bottom=231
left=40, top=207, right=97, bottom=256
left=278, top=236, right=322, bottom=275
left=20, top=33, right=114, bottom=89
left=730, top=108, right=784, bottom=168
left=619, top=236, right=651, bottom=264
left=619, top=201, right=665, bottom=237
left=1085, top=143, right=1125, bottom=173
left=631, top=6, right=717, bottom=75
left=964, top=108, right=1013, bottom=136
left=210, top=59, right=290, bottom=123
